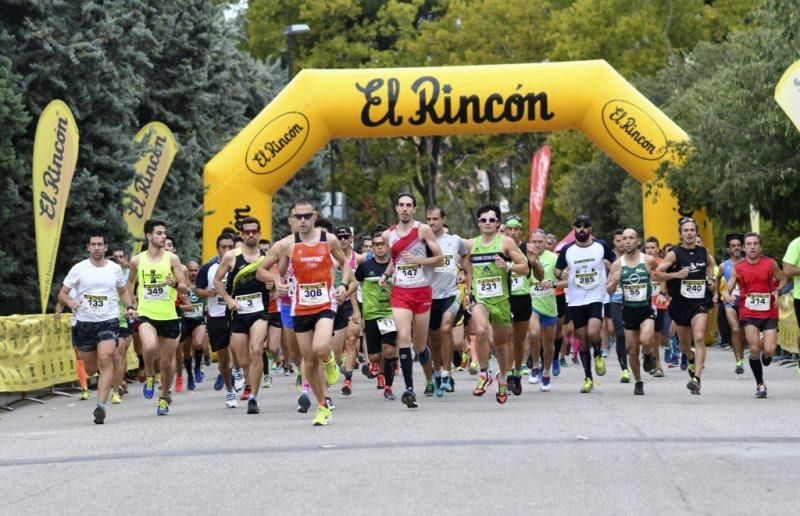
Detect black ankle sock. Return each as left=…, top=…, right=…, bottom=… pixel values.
left=344, top=371, right=352, bottom=381
left=591, top=341, right=602, bottom=357
left=580, top=350, right=593, bottom=379
left=263, top=352, right=269, bottom=373
left=749, top=358, right=764, bottom=385
left=399, top=350, right=414, bottom=390
left=183, top=358, right=193, bottom=381
left=554, top=337, right=563, bottom=358
left=137, top=354, right=144, bottom=369
left=384, top=358, right=396, bottom=387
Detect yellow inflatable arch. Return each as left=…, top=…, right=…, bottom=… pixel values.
left=204, top=60, right=711, bottom=260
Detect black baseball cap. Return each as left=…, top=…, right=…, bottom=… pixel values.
left=335, top=226, right=353, bottom=236
left=574, top=215, right=592, bottom=226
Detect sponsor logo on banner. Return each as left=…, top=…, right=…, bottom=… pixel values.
left=246, top=112, right=310, bottom=175
left=32, top=99, right=79, bottom=313
left=355, top=76, right=555, bottom=128
left=123, top=122, right=178, bottom=243
left=602, top=100, right=667, bottom=161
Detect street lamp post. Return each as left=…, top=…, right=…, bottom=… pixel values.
left=283, top=23, right=310, bottom=81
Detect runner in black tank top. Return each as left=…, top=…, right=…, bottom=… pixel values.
left=655, top=218, right=716, bottom=395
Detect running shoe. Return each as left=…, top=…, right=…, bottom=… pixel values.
left=157, top=397, right=170, bottom=415
left=680, top=353, right=688, bottom=371
left=512, top=376, right=522, bottom=396
left=528, top=367, right=541, bottom=385
left=664, top=348, right=673, bottom=364
left=361, top=363, right=375, bottom=379
left=376, top=373, right=386, bottom=390
left=761, top=353, right=772, bottom=367
left=214, top=374, right=224, bottom=391
left=560, top=357, right=568, bottom=367
left=755, top=384, right=767, bottom=399
left=601, top=348, right=609, bottom=358
left=571, top=355, right=579, bottom=365
left=138, top=368, right=146, bottom=383
left=312, top=405, right=332, bottom=426
left=552, top=358, right=562, bottom=377
left=240, top=385, right=251, bottom=401
left=735, top=360, right=744, bottom=375
left=187, top=375, right=196, bottom=391
left=233, top=368, right=245, bottom=392
left=459, top=352, right=470, bottom=370
left=687, top=376, right=701, bottom=395
left=620, top=369, right=631, bottom=383
left=247, top=397, right=260, bottom=414
left=496, top=380, right=508, bottom=405
left=520, top=364, right=530, bottom=377
left=297, top=392, right=311, bottom=413
left=263, top=374, right=273, bottom=389
left=93, top=404, right=106, bottom=424
left=401, top=389, right=418, bottom=408
left=653, top=369, right=664, bottom=378
left=119, top=382, right=128, bottom=395
left=295, top=374, right=303, bottom=393
left=79, top=389, right=90, bottom=401
left=688, top=363, right=696, bottom=377
left=283, top=367, right=293, bottom=377
left=325, top=396, right=335, bottom=410
left=435, top=378, right=446, bottom=398
left=111, top=392, right=122, bottom=405
left=204, top=354, right=211, bottom=367
left=633, top=381, right=644, bottom=395
left=540, top=376, right=551, bottom=392
left=468, top=361, right=478, bottom=375
left=642, top=353, right=655, bottom=374
left=194, top=367, right=205, bottom=383
left=526, top=355, right=534, bottom=370
left=473, top=372, right=493, bottom=396
left=143, top=376, right=155, bottom=399
left=324, top=352, right=341, bottom=386
left=175, top=375, right=184, bottom=393
left=340, top=379, right=352, bottom=396
left=445, top=375, right=455, bottom=392
left=226, top=389, right=238, bottom=408
left=594, top=355, right=606, bottom=376
left=580, top=377, right=594, bottom=393
left=440, top=376, right=452, bottom=394
left=384, top=387, right=396, bottom=400
left=424, top=380, right=435, bottom=397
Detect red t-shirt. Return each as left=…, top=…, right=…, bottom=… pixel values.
left=735, top=257, right=778, bottom=320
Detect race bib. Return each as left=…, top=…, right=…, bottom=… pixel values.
left=510, top=274, right=525, bottom=292
left=395, top=264, right=422, bottom=287
left=298, top=283, right=330, bottom=307
left=143, top=283, right=168, bottom=301
left=623, top=283, right=647, bottom=302
left=745, top=293, right=770, bottom=312
left=575, top=271, right=599, bottom=290
left=377, top=318, right=397, bottom=335
left=187, top=303, right=204, bottom=317
left=476, top=276, right=503, bottom=298
left=434, top=255, right=456, bottom=273
left=530, top=283, right=553, bottom=298
left=680, top=280, right=706, bottom=299
left=235, top=293, right=264, bottom=314
left=83, top=295, right=108, bottom=314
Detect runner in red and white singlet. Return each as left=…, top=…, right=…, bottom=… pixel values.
left=381, top=193, right=443, bottom=409
left=723, top=232, right=786, bottom=399
left=258, top=199, right=351, bottom=426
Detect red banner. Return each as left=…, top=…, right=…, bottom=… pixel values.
left=528, top=145, right=551, bottom=232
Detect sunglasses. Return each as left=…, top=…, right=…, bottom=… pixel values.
left=574, top=223, right=591, bottom=229
left=478, top=217, right=498, bottom=224
left=242, top=229, right=259, bottom=235
left=337, top=234, right=351, bottom=240
left=293, top=213, right=313, bottom=220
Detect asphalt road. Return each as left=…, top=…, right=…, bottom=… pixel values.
left=2, top=346, right=799, bottom=515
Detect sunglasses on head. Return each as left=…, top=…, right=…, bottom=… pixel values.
left=478, top=217, right=498, bottom=224
left=241, top=229, right=259, bottom=235
left=293, top=212, right=313, bottom=220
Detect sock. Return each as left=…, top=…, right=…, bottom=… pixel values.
left=97, top=401, right=105, bottom=409
left=344, top=371, right=352, bottom=381
left=616, top=335, right=627, bottom=369
left=76, top=359, right=88, bottom=390
left=554, top=337, right=563, bottom=359
left=591, top=341, right=602, bottom=358
left=417, top=346, right=431, bottom=365
left=249, top=393, right=256, bottom=401
left=441, top=370, right=449, bottom=378
left=137, top=354, right=144, bottom=370
left=749, top=358, right=764, bottom=385
left=263, top=352, right=269, bottom=373
left=183, top=358, right=193, bottom=382
left=194, top=349, right=203, bottom=368
left=580, top=350, right=593, bottom=379
left=384, top=358, right=396, bottom=387
left=302, top=381, right=310, bottom=393
left=399, top=350, right=414, bottom=390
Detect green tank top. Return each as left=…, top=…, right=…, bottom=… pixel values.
left=136, top=251, right=178, bottom=320
left=530, top=250, right=558, bottom=317
left=621, top=253, right=651, bottom=308
left=510, top=243, right=531, bottom=296
left=471, top=234, right=509, bottom=302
